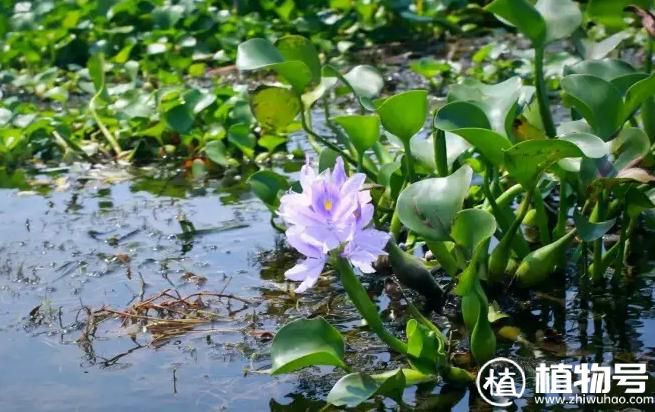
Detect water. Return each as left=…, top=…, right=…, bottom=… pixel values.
left=1, top=160, right=654, bottom=411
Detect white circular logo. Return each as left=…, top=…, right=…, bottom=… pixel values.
left=476, top=357, right=526, bottom=407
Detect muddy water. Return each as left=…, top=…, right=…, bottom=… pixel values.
left=1, top=161, right=655, bottom=411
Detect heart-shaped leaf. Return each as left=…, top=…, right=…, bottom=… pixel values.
left=486, top=0, right=547, bottom=46
left=377, top=90, right=428, bottom=142
left=450, top=209, right=497, bottom=256
left=535, top=0, right=582, bottom=44
left=406, top=319, right=440, bottom=374
left=275, top=35, right=322, bottom=85
left=327, top=369, right=407, bottom=408
left=333, top=114, right=380, bottom=155
left=248, top=170, right=290, bottom=211
left=236, top=37, right=315, bottom=93
left=205, top=140, right=230, bottom=167
left=610, top=127, right=650, bottom=171
left=396, top=166, right=472, bottom=241
left=343, top=65, right=384, bottom=99
left=621, top=73, right=655, bottom=121
left=561, top=74, right=623, bottom=140
left=250, top=86, right=300, bottom=131
left=504, top=140, right=584, bottom=189
left=447, top=77, right=528, bottom=136
left=579, top=32, right=630, bottom=60
left=434, top=101, right=510, bottom=167
left=558, top=132, right=609, bottom=171
left=227, top=123, right=255, bottom=158
left=573, top=210, right=616, bottom=242
left=271, top=317, right=346, bottom=375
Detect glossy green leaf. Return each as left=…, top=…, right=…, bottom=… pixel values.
left=396, top=166, right=473, bottom=241
left=236, top=38, right=284, bottom=70
left=504, top=140, right=584, bottom=189
left=270, top=317, right=346, bottom=375
left=411, top=132, right=470, bottom=172
left=163, top=104, right=194, bottom=133
left=236, top=37, right=314, bottom=93
left=560, top=74, right=623, bottom=140
left=434, top=101, right=510, bottom=167
left=318, top=147, right=340, bottom=172
left=205, top=140, right=229, bottom=167
left=450, top=209, right=497, bottom=256
left=248, top=170, right=290, bottom=211
left=565, top=59, right=636, bottom=82
left=227, top=123, right=255, bottom=158
left=250, top=87, right=300, bottom=131
left=622, top=73, right=655, bottom=121
left=558, top=132, right=609, bottom=171
left=580, top=32, right=631, bottom=60
left=333, top=114, right=380, bottom=155
left=377, top=90, right=428, bottom=142
left=611, top=127, right=650, bottom=171
left=275, top=35, right=321, bottom=85
left=343, top=65, right=384, bottom=99
left=486, top=0, right=546, bottom=46
left=573, top=210, right=616, bottom=242
left=327, top=370, right=406, bottom=408
left=535, top=0, right=582, bottom=44
left=447, top=77, right=527, bottom=136
left=406, top=319, right=439, bottom=374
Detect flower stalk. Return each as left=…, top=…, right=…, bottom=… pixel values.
left=332, top=255, right=408, bottom=354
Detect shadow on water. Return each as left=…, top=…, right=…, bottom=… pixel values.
left=0, top=162, right=654, bottom=411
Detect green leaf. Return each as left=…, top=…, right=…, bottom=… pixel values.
left=87, top=52, right=109, bottom=101
left=236, top=38, right=313, bottom=93
left=560, top=74, right=623, bottom=140
left=406, top=319, right=440, bottom=374
left=250, top=86, right=300, bottom=131
left=236, top=38, right=284, bottom=71
left=622, top=73, right=655, bottom=121
left=275, top=35, right=322, bottom=85
left=486, top=0, right=547, bottom=46
left=248, top=170, right=290, bottom=211
left=227, top=123, right=256, bottom=158
left=270, top=317, right=346, bottom=375
left=611, top=127, right=650, bottom=171
left=434, top=100, right=512, bottom=167
left=535, top=0, right=582, bottom=44
left=333, top=114, right=380, bottom=155
left=558, top=132, right=609, bottom=171
left=327, top=370, right=407, bottom=408
left=447, top=77, right=528, bottom=137
left=377, top=90, right=428, bottom=142
left=163, top=104, right=194, bottom=134
left=565, top=59, right=636, bottom=82
left=205, top=140, right=230, bottom=167
left=573, top=210, right=616, bottom=242
left=504, top=140, right=584, bottom=189
left=450, top=209, right=497, bottom=256
left=318, top=147, right=340, bottom=172
left=396, top=166, right=472, bottom=241
left=258, top=134, right=287, bottom=152
left=469, top=287, right=496, bottom=364
left=579, top=32, right=630, bottom=60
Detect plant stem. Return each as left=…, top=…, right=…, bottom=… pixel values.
left=553, top=181, right=569, bottom=240
left=332, top=256, right=408, bottom=354
left=402, top=140, right=416, bottom=182
left=433, top=128, right=448, bottom=177
left=533, top=188, right=551, bottom=244
left=534, top=46, right=556, bottom=138
left=591, top=190, right=606, bottom=283
left=643, top=38, right=655, bottom=142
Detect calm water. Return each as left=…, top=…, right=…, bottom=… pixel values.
left=0, top=162, right=654, bottom=411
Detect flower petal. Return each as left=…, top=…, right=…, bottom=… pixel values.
left=284, top=256, right=326, bottom=293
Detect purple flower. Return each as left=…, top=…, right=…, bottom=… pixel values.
left=279, top=158, right=390, bottom=292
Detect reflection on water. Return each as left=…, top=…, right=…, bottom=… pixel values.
left=0, top=163, right=653, bottom=411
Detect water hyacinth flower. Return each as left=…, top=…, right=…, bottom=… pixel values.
left=279, top=158, right=390, bottom=292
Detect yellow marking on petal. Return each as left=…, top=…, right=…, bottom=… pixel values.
left=324, top=199, right=333, bottom=210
